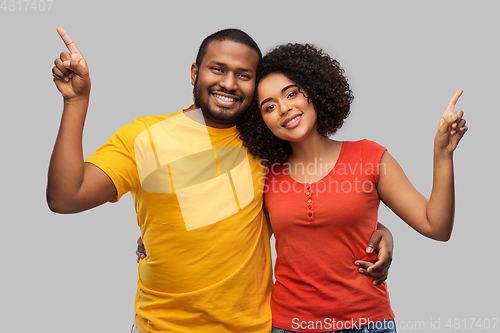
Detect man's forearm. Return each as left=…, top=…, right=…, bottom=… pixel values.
left=376, top=222, right=393, bottom=248
left=47, top=97, right=89, bottom=212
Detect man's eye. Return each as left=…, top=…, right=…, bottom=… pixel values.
left=212, top=67, right=223, bottom=73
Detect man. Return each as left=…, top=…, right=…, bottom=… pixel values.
left=48, top=27, right=392, bottom=333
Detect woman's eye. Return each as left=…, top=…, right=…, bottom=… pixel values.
left=287, top=91, right=297, bottom=98
left=265, top=104, right=275, bottom=112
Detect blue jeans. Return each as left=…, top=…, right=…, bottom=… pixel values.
left=272, top=319, right=397, bottom=333
left=131, top=323, right=141, bottom=333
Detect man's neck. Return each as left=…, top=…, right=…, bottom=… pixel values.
left=184, top=105, right=236, bottom=129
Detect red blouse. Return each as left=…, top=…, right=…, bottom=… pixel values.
left=265, top=140, right=394, bottom=332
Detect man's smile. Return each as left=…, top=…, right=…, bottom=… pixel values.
left=211, top=91, right=240, bottom=108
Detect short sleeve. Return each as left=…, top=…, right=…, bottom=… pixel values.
left=85, top=120, right=146, bottom=202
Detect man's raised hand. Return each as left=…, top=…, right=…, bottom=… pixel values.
left=52, top=27, right=90, bottom=100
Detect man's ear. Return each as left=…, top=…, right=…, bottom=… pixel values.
left=190, top=62, right=198, bottom=86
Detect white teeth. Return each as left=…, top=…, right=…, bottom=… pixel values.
left=214, top=94, right=236, bottom=102
left=284, top=115, right=301, bottom=127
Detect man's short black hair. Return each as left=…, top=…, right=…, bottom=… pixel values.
left=195, top=28, right=262, bottom=67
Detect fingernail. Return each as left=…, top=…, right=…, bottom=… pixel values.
left=63, top=61, right=71, bottom=68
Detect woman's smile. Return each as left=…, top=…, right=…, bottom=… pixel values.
left=281, top=114, right=302, bottom=128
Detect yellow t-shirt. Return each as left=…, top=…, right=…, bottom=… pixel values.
left=85, top=107, right=273, bottom=332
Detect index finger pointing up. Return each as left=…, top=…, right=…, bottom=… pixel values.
left=57, top=27, right=80, bottom=54
left=445, top=89, right=463, bottom=112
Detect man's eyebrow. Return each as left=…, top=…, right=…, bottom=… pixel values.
left=207, top=61, right=255, bottom=73
left=239, top=67, right=254, bottom=73
left=208, top=61, right=226, bottom=67
left=259, top=84, right=298, bottom=109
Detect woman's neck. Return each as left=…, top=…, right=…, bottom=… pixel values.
left=286, top=131, right=342, bottom=183
left=288, top=130, right=335, bottom=163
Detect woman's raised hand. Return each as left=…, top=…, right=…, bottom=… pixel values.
left=435, top=89, right=468, bottom=154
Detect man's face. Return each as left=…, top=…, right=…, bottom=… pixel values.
left=191, top=40, right=259, bottom=128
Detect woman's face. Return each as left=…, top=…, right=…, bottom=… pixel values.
left=257, top=73, right=317, bottom=143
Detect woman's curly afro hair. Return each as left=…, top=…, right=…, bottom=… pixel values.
left=237, top=43, right=354, bottom=165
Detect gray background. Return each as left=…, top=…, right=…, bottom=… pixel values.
left=1, top=1, right=498, bottom=332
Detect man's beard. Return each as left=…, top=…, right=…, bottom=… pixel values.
left=193, top=77, right=245, bottom=126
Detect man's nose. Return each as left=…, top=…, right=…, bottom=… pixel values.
left=219, top=73, right=237, bottom=91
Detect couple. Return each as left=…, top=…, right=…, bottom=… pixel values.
left=48, top=27, right=466, bottom=333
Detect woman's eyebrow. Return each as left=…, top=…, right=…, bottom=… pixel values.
left=260, top=97, right=273, bottom=108
left=260, top=84, right=298, bottom=108
left=282, top=84, right=298, bottom=93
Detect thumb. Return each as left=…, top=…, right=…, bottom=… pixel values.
left=63, top=59, right=88, bottom=76
left=438, top=111, right=457, bottom=134
left=366, top=231, right=382, bottom=254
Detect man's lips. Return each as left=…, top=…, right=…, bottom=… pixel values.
left=211, top=91, right=240, bottom=108
left=281, top=114, right=302, bottom=128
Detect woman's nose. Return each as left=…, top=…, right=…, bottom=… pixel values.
left=278, top=100, right=291, bottom=115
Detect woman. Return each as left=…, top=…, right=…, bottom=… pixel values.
left=237, top=43, right=467, bottom=333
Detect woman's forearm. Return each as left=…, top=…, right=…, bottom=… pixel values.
left=426, top=150, right=455, bottom=241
